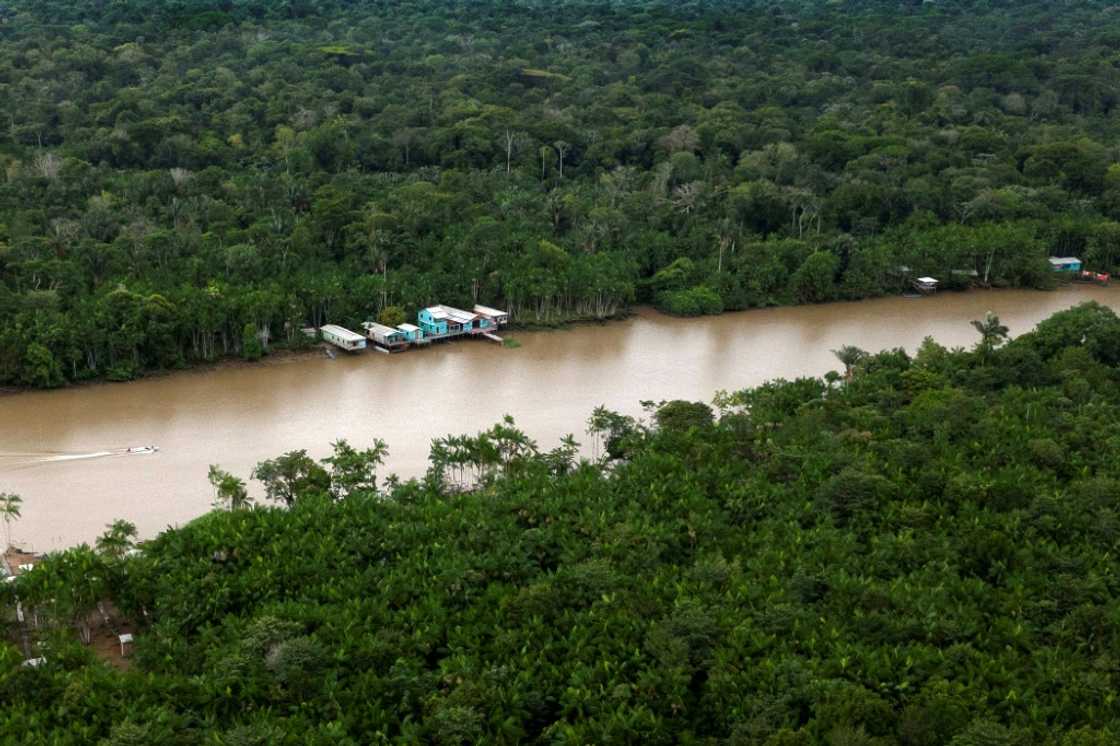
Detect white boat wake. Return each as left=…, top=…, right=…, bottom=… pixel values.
left=41, top=451, right=116, bottom=462
left=0, top=447, right=159, bottom=470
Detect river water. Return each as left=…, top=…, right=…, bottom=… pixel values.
left=2, top=286, right=1117, bottom=551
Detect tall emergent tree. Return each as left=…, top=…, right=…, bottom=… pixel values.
left=971, top=311, right=1010, bottom=355
left=0, top=492, right=22, bottom=550
left=95, top=519, right=137, bottom=559
left=832, top=345, right=868, bottom=381
left=208, top=465, right=252, bottom=511
left=252, top=451, right=331, bottom=506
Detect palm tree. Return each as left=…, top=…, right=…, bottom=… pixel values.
left=208, top=465, right=252, bottom=510
left=832, top=345, right=867, bottom=381
left=0, top=492, right=21, bottom=550
left=971, top=311, right=1010, bottom=354
left=95, top=519, right=137, bottom=559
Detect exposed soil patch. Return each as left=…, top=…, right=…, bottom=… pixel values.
left=3, top=546, right=40, bottom=575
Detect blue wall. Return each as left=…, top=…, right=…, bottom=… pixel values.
left=418, top=309, right=448, bottom=336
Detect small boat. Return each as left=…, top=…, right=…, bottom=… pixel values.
left=126, top=446, right=159, bottom=455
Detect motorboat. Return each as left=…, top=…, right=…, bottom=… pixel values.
left=126, top=446, right=159, bottom=454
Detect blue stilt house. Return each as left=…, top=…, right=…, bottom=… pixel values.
left=418, top=305, right=494, bottom=338
left=396, top=323, right=423, bottom=342
left=1049, top=257, right=1082, bottom=272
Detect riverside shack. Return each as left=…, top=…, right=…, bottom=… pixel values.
left=362, top=321, right=408, bottom=351
left=473, top=304, right=510, bottom=326
left=1049, top=257, right=1082, bottom=272
left=396, top=323, right=423, bottom=342
left=319, top=324, right=367, bottom=352
left=418, top=305, right=496, bottom=339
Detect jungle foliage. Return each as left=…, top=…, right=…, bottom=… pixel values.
left=4, top=0, right=1120, bottom=385
left=3, top=303, right=1120, bottom=743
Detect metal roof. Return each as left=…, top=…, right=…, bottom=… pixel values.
left=473, top=304, right=509, bottom=317
left=916, top=276, right=939, bottom=284
left=397, top=323, right=420, bottom=332
left=425, top=305, right=478, bottom=324
left=362, top=321, right=402, bottom=336
left=1049, top=256, right=1081, bottom=264
left=319, top=324, right=365, bottom=342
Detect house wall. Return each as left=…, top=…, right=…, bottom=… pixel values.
left=323, top=329, right=365, bottom=349
left=418, top=309, right=449, bottom=335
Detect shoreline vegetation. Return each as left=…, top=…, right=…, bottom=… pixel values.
left=5, top=1, right=1120, bottom=390
left=0, top=304, right=633, bottom=396
left=0, top=284, right=1099, bottom=397
left=5, top=302, right=1120, bottom=741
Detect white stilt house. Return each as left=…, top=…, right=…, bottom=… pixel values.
left=473, top=305, right=510, bottom=326
left=319, top=325, right=367, bottom=352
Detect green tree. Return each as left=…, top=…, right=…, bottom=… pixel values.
left=21, top=342, right=64, bottom=388
left=790, top=251, right=840, bottom=303
left=971, top=311, right=1010, bottom=355
left=321, top=439, right=388, bottom=499
left=653, top=400, right=715, bottom=432
left=252, top=450, right=331, bottom=507
left=95, top=519, right=137, bottom=559
left=207, top=465, right=252, bottom=510
left=832, top=345, right=867, bottom=381
left=241, top=322, right=262, bottom=362
left=378, top=306, right=406, bottom=328
left=0, top=492, right=21, bottom=550
left=19, top=545, right=107, bottom=644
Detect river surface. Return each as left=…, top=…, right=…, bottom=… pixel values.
left=2, top=286, right=1118, bottom=551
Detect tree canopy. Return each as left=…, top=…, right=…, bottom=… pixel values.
left=3, top=1, right=1120, bottom=386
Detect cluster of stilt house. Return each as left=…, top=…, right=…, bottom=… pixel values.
left=901, top=255, right=1111, bottom=296
left=317, top=304, right=510, bottom=354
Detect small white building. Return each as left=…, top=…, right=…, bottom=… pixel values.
left=319, top=324, right=367, bottom=352
left=362, top=321, right=408, bottom=350
left=473, top=305, right=510, bottom=326
left=913, top=276, right=939, bottom=294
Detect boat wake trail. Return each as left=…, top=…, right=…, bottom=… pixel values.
left=40, top=451, right=116, bottom=462
left=0, top=447, right=157, bottom=471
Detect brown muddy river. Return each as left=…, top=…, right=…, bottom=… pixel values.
left=2, top=286, right=1118, bottom=551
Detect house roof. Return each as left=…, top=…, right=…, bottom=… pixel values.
left=397, top=323, right=420, bottom=332
left=1049, top=256, right=1081, bottom=264
left=320, top=324, right=365, bottom=343
left=425, top=305, right=478, bottom=324
left=916, top=276, right=939, bottom=284
left=362, top=322, right=403, bottom=337
left=473, top=304, right=509, bottom=318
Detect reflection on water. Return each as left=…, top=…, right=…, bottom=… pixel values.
left=1, top=286, right=1117, bottom=550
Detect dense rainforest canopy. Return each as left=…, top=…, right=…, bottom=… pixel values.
left=4, top=302, right=1120, bottom=743
left=3, top=0, right=1120, bottom=385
